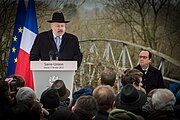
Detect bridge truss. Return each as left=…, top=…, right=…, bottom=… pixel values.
left=74, top=38, right=180, bottom=90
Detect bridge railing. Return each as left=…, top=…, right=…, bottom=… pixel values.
left=74, top=38, right=180, bottom=90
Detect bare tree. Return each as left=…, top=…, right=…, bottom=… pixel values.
left=0, top=0, right=16, bottom=79
left=102, top=0, right=180, bottom=51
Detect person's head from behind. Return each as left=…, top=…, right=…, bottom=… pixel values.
left=72, top=96, right=98, bottom=120
left=138, top=49, right=152, bottom=69
left=16, top=87, right=37, bottom=104
left=115, top=84, right=147, bottom=112
left=9, top=103, right=31, bottom=120
left=51, top=79, right=70, bottom=102
left=121, top=69, right=143, bottom=90
left=175, top=89, right=180, bottom=105
left=0, top=80, right=11, bottom=104
left=172, top=86, right=180, bottom=105
left=109, top=109, right=144, bottom=120
left=40, top=88, right=60, bottom=110
left=93, top=85, right=115, bottom=111
left=71, top=87, right=93, bottom=108
left=49, top=109, right=79, bottom=120
left=151, top=88, right=176, bottom=111
left=30, top=101, right=49, bottom=120
left=100, top=67, right=116, bottom=87
left=47, top=12, right=70, bottom=36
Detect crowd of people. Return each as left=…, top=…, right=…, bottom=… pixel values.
left=0, top=65, right=180, bottom=120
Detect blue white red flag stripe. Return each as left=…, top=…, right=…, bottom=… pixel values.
left=15, top=0, right=38, bottom=89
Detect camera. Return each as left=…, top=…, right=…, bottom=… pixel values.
left=10, top=78, right=17, bottom=92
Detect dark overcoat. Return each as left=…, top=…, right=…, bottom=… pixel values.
left=135, top=64, right=165, bottom=94
left=30, top=30, right=82, bottom=68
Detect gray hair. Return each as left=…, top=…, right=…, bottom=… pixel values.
left=100, top=67, right=116, bottom=87
left=151, top=88, right=176, bottom=111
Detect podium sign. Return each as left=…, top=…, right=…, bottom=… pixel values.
left=30, top=61, right=77, bottom=99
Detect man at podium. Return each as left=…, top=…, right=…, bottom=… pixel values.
left=30, top=12, right=82, bottom=68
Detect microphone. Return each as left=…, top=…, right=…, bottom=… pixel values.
left=55, top=51, right=59, bottom=61
left=49, top=50, right=54, bottom=61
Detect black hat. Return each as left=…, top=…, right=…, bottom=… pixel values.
left=47, top=12, right=70, bottom=23
left=115, top=84, right=147, bottom=110
left=40, top=88, right=60, bottom=109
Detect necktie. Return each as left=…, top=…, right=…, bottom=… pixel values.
left=55, top=36, right=61, bottom=51
left=143, top=70, right=146, bottom=74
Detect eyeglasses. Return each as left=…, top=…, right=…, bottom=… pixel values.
left=139, top=56, right=148, bottom=59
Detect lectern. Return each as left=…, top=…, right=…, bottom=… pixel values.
left=30, top=61, right=77, bottom=99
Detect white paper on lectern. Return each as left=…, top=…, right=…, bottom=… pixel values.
left=30, top=61, right=77, bottom=99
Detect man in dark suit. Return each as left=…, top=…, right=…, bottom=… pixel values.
left=30, top=12, right=82, bottom=68
left=134, top=50, right=165, bottom=94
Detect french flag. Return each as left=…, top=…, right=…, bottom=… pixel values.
left=15, top=0, right=38, bottom=89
